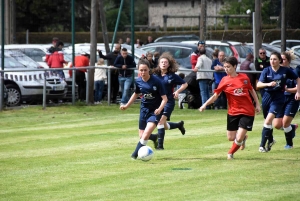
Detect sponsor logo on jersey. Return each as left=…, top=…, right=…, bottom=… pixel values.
left=153, top=86, right=157, bottom=91
left=233, top=88, right=245, bottom=96
left=244, top=80, right=248, bottom=85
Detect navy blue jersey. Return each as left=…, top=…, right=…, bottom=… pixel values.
left=259, top=66, right=298, bottom=93
left=135, top=75, right=166, bottom=111
left=284, top=67, right=298, bottom=96
left=154, top=73, right=186, bottom=104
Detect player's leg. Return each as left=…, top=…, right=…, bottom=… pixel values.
left=164, top=104, right=186, bottom=135
left=157, top=115, right=167, bottom=150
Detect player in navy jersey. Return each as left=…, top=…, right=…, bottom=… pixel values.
left=273, top=51, right=299, bottom=149
left=257, top=52, right=300, bottom=153
left=152, top=52, right=188, bottom=150
left=120, top=59, right=167, bottom=159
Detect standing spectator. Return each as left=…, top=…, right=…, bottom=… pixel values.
left=114, top=48, right=136, bottom=106
left=152, top=52, right=188, bottom=150
left=145, top=52, right=157, bottom=69
left=46, top=37, right=59, bottom=61
left=211, top=51, right=227, bottom=109
left=240, top=53, right=255, bottom=88
left=153, top=52, right=160, bottom=65
left=190, top=49, right=199, bottom=69
left=177, top=73, right=186, bottom=109
left=200, top=56, right=261, bottom=160
left=146, top=36, right=154, bottom=44
left=120, top=59, right=167, bottom=160
left=257, top=52, right=300, bottom=153
left=255, top=48, right=270, bottom=96
left=98, top=44, right=121, bottom=104
left=47, top=41, right=67, bottom=80
left=75, top=52, right=90, bottom=101
left=125, top=37, right=131, bottom=45
left=273, top=51, right=299, bottom=149
left=94, top=58, right=107, bottom=104
left=118, top=38, right=123, bottom=45
left=212, top=48, right=219, bottom=61
left=193, top=48, right=213, bottom=109
left=135, top=39, right=140, bottom=48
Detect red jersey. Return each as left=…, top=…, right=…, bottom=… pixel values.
left=214, top=73, right=255, bottom=116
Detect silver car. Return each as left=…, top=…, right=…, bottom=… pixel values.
left=2, top=52, right=67, bottom=106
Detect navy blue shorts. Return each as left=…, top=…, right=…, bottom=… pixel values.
left=262, top=92, right=285, bottom=118
left=227, top=114, right=255, bottom=131
left=277, top=95, right=300, bottom=118
left=139, top=108, right=162, bottom=130
left=162, top=103, right=175, bottom=121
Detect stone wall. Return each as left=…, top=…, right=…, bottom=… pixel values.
left=148, top=0, right=223, bottom=28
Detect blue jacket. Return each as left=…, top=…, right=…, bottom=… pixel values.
left=211, top=59, right=226, bottom=84
left=114, top=55, right=136, bottom=77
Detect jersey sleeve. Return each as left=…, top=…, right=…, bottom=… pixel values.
left=258, top=68, right=268, bottom=82
left=173, top=74, right=186, bottom=85
left=287, top=68, right=299, bottom=79
left=214, top=76, right=226, bottom=95
left=134, top=80, right=140, bottom=94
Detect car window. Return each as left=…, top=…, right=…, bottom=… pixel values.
left=206, top=45, right=233, bottom=57
left=233, top=45, right=247, bottom=58
left=140, top=46, right=157, bottom=53
left=23, top=48, right=46, bottom=62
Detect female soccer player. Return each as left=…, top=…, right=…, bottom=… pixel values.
left=152, top=52, right=188, bottom=150
left=273, top=51, right=299, bottom=149
left=199, top=56, right=260, bottom=160
left=120, top=59, right=167, bottom=159
left=257, top=52, right=300, bottom=153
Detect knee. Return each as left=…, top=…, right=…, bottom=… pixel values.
left=227, top=136, right=235, bottom=141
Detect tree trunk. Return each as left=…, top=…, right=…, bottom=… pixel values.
left=99, top=0, right=110, bottom=53
left=89, top=0, right=98, bottom=104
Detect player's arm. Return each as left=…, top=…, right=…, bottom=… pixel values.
left=199, top=93, right=219, bottom=112
left=249, top=88, right=261, bottom=113
left=256, top=81, right=276, bottom=89
left=154, top=95, right=168, bottom=115
left=295, top=78, right=300, bottom=100
left=120, top=93, right=139, bottom=110
left=173, top=82, right=188, bottom=99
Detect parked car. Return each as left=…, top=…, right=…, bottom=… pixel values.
left=140, top=42, right=213, bottom=69
left=1, top=52, right=67, bottom=106
left=154, top=35, right=200, bottom=43
left=269, top=40, right=300, bottom=49
left=291, top=45, right=300, bottom=55
left=5, top=44, right=78, bottom=101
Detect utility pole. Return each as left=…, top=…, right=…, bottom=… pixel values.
left=200, top=0, right=206, bottom=40
left=254, top=0, right=262, bottom=57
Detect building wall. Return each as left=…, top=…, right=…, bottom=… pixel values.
left=148, top=0, right=223, bottom=28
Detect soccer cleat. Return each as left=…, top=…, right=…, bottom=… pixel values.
left=155, top=146, right=164, bottom=150
left=240, top=134, right=248, bottom=150
left=178, top=120, right=186, bottom=135
left=131, top=155, right=137, bottom=160
left=259, top=147, right=268, bottom=153
left=266, top=140, right=276, bottom=152
left=284, top=145, right=293, bottom=149
left=227, top=154, right=234, bottom=160
left=153, top=138, right=158, bottom=149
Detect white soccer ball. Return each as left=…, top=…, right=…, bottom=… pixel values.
left=138, top=146, right=154, bottom=161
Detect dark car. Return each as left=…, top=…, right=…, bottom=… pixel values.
left=140, top=42, right=213, bottom=70
left=154, top=35, right=200, bottom=43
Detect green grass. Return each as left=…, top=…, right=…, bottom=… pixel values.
left=0, top=103, right=300, bottom=201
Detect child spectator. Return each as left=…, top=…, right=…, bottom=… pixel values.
left=94, top=58, right=107, bottom=104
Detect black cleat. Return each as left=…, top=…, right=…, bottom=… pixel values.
left=156, top=145, right=164, bottom=150
left=153, top=137, right=158, bottom=149
left=178, top=120, right=186, bottom=135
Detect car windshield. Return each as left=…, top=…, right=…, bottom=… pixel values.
left=0, top=53, right=26, bottom=68
left=5, top=49, right=40, bottom=68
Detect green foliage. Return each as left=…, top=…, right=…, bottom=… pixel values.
left=0, top=104, right=300, bottom=200
left=106, top=8, right=129, bottom=32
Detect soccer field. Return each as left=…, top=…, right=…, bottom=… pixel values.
left=0, top=104, right=299, bottom=201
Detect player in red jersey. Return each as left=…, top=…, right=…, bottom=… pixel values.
left=199, top=56, right=261, bottom=160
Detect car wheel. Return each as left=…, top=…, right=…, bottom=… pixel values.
left=6, top=84, right=21, bottom=107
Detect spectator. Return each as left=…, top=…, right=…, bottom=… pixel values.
left=211, top=51, right=227, bottom=109
left=47, top=41, right=67, bottom=80
left=153, top=52, right=160, bottom=65
left=255, top=48, right=270, bottom=96
left=145, top=52, right=157, bottom=69
left=135, top=39, right=140, bottom=48
left=94, top=58, right=107, bottom=105
left=125, top=37, right=131, bottom=45
left=98, top=44, right=121, bottom=104
left=75, top=52, right=90, bottom=101
left=45, top=37, right=59, bottom=63
left=118, top=38, right=123, bottom=45
left=177, top=73, right=186, bottom=109
left=193, top=48, right=213, bottom=109
left=240, top=53, right=255, bottom=88
left=190, top=49, right=199, bottom=69
left=114, top=48, right=136, bottom=106
left=146, top=35, right=154, bottom=44
left=212, top=48, right=219, bottom=61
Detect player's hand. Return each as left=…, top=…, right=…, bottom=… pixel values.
left=267, top=81, right=276, bottom=87
left=255, top=105, right=261, bottom=114
left=173, top=91, right=179, bottom=99
left=295, top=92, right=300, bottom=100
left=199, top=106, right=206, bottom=112
left=120, top=105, right=128, bottom=110
left=154, top=108, right=161, bottom=115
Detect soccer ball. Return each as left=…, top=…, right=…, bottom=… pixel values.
left=138, top=146, right=154, bottom=161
